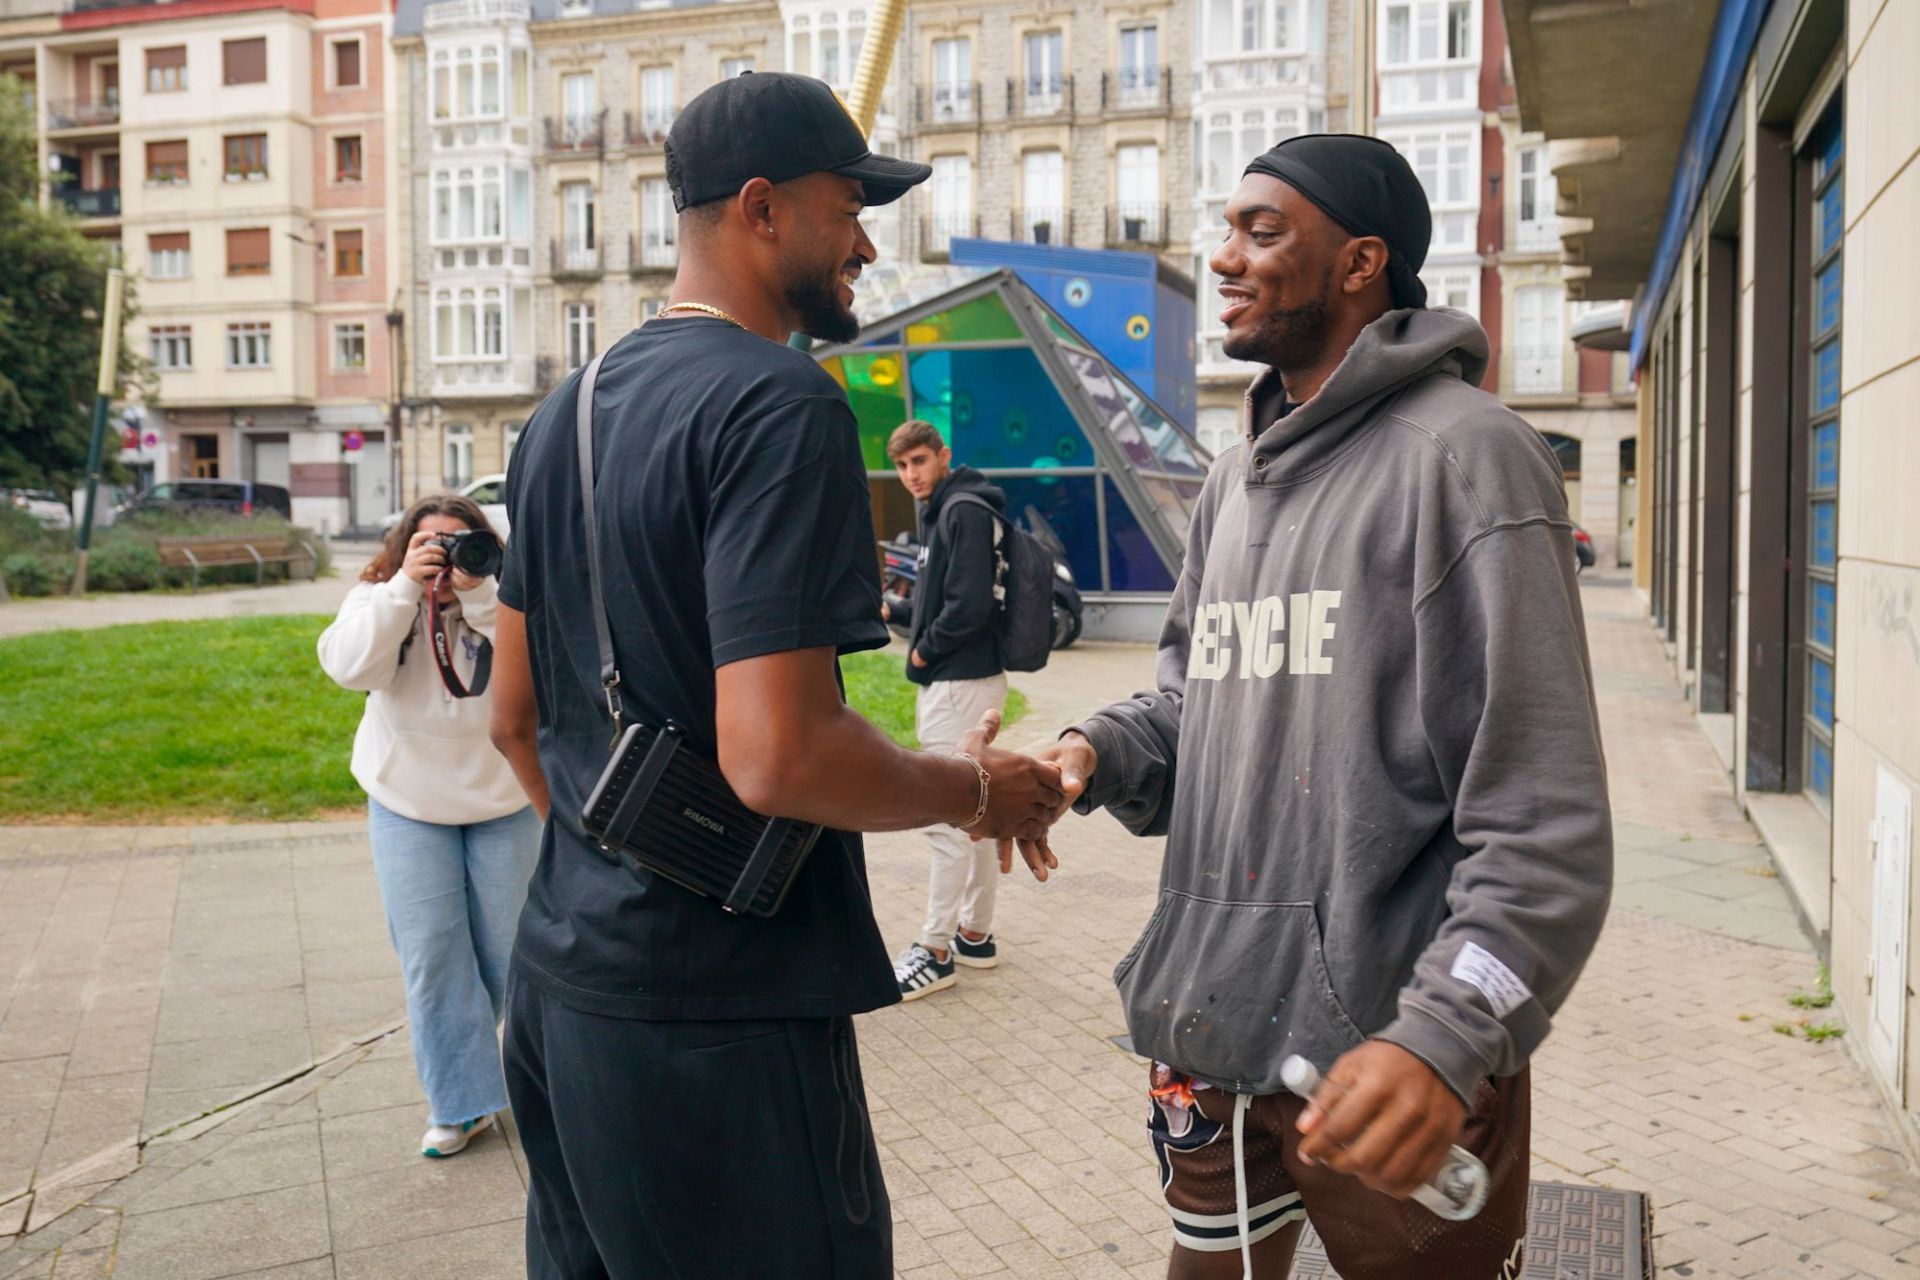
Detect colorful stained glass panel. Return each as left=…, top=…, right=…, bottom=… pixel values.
left=1104, top=477, right=1177, bottom=592
left=823, top=353, right=911, bottom=470
left=906, top=348, right=1091, bottom=470
left=903, top=294, right=1024, bottom=345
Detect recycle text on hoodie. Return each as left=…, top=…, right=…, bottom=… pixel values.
left=1074, top=307, right=1613, bottom=1104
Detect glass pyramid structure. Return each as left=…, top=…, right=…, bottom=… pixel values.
left=815, top=269, right=1212, bottom=597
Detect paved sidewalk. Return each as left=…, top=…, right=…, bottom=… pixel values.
left=0, top=545, right=372, bottom=640
left=2, top=575, right=1918, bottom=1278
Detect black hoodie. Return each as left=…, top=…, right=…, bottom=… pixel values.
left=901, top=466, right=1005, bottom=686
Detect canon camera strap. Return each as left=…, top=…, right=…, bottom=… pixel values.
left=426, top=574, right=492, bottom=698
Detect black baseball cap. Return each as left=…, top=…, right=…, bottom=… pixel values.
left=666, top=71, right=931, bottom=211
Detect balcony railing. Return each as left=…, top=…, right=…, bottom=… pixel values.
left=630, top=229, right=677, bottom=271
left=545, top=111, right=605, bottom=153
left=1106, top=204, right=1167, bottom=248
left=552, top=236, right=601, bottom=277
left=1510, top=345, right=1567, bottom=396
left=423, top=0, right=531, bottom=30
left=1102, top=65, right=1168, bottom=112
left=916, top=81, right=979, bottom=127
left=1515, top=218, right=1560, bottom=253
left=922, top=213, right=978, bottom=260
left=625, top=108, right=675, bottom=148
left=1008, top=73, right=1072, bottom=120
left=46, top=96, right=119, bottom=130
left=1010, top=208, right=1071, bottom=246
left=55, top=186, right=120, bottom=218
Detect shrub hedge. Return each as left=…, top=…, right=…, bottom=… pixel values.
left=0, top=505, right=332, bottom=596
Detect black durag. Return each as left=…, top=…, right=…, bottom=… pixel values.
left=1243, top=134, right=1434, bottom=310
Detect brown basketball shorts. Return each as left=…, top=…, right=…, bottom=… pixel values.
left=1146, top=1061, right=1530, bottom=1278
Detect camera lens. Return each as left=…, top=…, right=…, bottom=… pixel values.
left=449, top=530, right=503, bottom=578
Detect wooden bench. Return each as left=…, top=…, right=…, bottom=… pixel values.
left=156, top=534, right=319, bottom=593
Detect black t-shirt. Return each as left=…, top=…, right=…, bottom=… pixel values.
left=499, top=316, right=897, bottom=1020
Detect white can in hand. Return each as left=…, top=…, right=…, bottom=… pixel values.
left=1279, top=1054, right=1491, bottom=1222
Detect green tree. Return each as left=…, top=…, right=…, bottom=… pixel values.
left=0, top=73, right=141, bottom=497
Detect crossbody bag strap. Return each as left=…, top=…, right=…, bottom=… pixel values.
left=573, top=349, right=622, bottom=746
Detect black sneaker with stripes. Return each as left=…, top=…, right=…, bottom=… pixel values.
left=951, top=931, right=998, bottom=969
left=893, top=943, right=957, bottom=1001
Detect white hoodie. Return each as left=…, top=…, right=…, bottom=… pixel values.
left=316, top=573, right=530, bottom=826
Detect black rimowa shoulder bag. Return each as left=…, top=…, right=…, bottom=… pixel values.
left=572, top=350, right=823, bottom=917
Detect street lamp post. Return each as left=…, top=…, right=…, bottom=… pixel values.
left=386, top=307, right=405, bottom=520
left=71, top=266, right=126, bottom=596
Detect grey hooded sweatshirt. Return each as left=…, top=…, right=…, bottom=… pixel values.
left=1076, top=307, right=1612, bottom=1105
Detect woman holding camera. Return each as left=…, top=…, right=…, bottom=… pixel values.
left=317, top=493, right=540, bottom=1158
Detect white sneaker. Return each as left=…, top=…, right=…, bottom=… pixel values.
left=422, top=1112, right=493, bottom=1158
left=894, top=943, right=958, bottom=1002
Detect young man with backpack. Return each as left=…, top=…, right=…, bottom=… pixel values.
left=885, top=419, right=1013, bottom=1000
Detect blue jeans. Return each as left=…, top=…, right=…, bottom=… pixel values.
left=367, top=798, right=542, bottom=1126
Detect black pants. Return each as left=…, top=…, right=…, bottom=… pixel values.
left=503, top=973, right=891, bottom=1279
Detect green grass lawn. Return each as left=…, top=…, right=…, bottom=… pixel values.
left=0, top=617, right=1025, bottom=823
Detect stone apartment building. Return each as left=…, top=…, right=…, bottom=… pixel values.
left=391, top=0, right=1197, bottom=499
left=888, top=0, right=1190, bottom=276
left=0, top=0, right=399, bottom=534
left=1190, top=0, right=1357, bottom=450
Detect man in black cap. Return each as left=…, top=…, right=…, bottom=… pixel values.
left=1015, top=135, right=1612, bottom=1276
left=486, top=72, right=1066, bottom=1279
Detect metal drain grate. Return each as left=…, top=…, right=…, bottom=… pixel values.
left=1289, top=1181, right=1653, bottom=1279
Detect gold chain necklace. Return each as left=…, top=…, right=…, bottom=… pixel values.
left=658, top=301, right=749, bottom=330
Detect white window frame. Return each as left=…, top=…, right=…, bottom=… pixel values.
left=1022, top=31, right=1065, bottom=115
left=444, top=423, right=474, bottom=488
left=148, top=325, right=192, bottom=370
left=148, top=238, right=191, bottom=279
left=1380, top=0, right=1475, bottom=68
left=640, top=177, right=676, bottom=267
left=560, top=71, right=596, bottom=143
left=432, top=167, right=506, bottom=246
left=561, top=181, right=596, bottom=269
left=930, top=37, right=973, bottom=121
left=1419, top=266, right=1478, bottom=318
left=332, top=322, right=367, bottom=371
left=1021, top=149, right=1064, bottom=242
left=1381, top=126, right=1478, bottom=253
left=1115, top=143, right=1160, bottom=240
left=720, top=56, right=755, bottom=78
left=564, top=301, right=597, bottom=371
left=1512, top=283, right=1565, bottom=395
left=638, top=65, right=675, bottom=137
left=225, top=321, right=271, bottom=369
left=1116, top=24, right=1159, bottom=107
left=928, top=154, right=973, bottom=252
left=1515, top=144, right=1557, bottom=252
left=431, top=41, right=505, bottom=123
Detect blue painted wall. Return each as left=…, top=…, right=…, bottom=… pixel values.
left=948, top=239, right=1197, bottom=429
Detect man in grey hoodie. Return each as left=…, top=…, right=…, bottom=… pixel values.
left=1021, top=135, right=1612, bottom=1278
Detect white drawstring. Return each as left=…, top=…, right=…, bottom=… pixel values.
left=1232, top=1092, right=1253, bottom=1280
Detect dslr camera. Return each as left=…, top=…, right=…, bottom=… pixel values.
left=433, top=529, right=503, bottom=579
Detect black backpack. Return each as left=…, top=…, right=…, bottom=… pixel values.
left=941, top=493, right=1055, bottom=673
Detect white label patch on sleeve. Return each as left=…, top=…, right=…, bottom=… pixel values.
left=1450, top=941, right=1533, bottom=1018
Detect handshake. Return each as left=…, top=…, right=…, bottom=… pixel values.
left=951, top=710, right=1098, bottom=883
